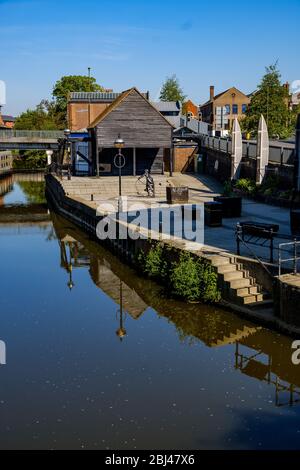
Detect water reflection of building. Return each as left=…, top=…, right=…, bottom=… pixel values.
left=57, top=234, right=147, bottom=339
left=51, top=213, right=300, bottom=407
left=0, top=174, right=13, bottom=206
left=0, top=151, right=13, bottom=178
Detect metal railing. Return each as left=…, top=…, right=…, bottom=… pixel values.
left=200, top=135, right=295, bottom=165
left=0, top=129, right=64, bottom=139
left=235, top=223, right=274, bottom=278
left=278, top=240, right=300, bottom=276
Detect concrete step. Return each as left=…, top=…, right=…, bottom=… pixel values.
left=238, top=291, right=271, bottom=305
left=230, top=278, right=252, bottom=289
left=223, top=271, right=245, bottom=281
left=208, top=255, right=232, bottom=267
left=217, top=264, right=240, bottom=274
left=236, top=285, right=261, bottom=296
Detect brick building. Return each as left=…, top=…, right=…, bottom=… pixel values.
left=200, top=86, right=250, bottom=132
left=68, top=91, right=149, bottom=131
left=182, top=100, right=199, bottom=119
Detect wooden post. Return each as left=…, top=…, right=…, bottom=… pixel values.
left=133, top=147, right=136, bottom=176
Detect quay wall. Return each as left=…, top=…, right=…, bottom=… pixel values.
left=45, top=174, right=300, bottom=337
left=273, top=276, right=300, bottom=327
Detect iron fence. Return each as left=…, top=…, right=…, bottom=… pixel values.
left=201, top=136, right=295, bottom=165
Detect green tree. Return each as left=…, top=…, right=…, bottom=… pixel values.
left=13, top=150, right=47, bottom=170
left=14, top=100, right=58, bottom=130
left=159, top=74, right=186, bottom=103
left=242, top=63, right=292, bottom=139
left=52, top=75, right=104, bottom=127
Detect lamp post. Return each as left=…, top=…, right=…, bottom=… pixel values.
left=114, top=135, right=125, bottom=211
left=64, top=128, right=71, bottom=180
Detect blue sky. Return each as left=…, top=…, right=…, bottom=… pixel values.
left=0, top=0, right=299, bottom=116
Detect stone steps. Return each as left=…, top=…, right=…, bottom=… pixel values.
left=208, top=252, right=273, bottom=310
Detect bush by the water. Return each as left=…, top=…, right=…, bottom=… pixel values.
left=137, top=244, right=220, bottom=303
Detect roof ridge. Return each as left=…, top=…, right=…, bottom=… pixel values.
left=88, top=87, right=175, bottom=129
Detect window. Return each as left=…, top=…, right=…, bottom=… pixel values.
left=242, top=104, right=247, bottom=113
left=232, top=104, right=238, bottom=114
left=225, top=104, right=230, bottom=114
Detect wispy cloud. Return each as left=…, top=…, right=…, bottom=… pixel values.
left=180, top=20, right=193, bottom=31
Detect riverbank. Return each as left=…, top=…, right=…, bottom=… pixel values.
left=45, top=173, right=300, bottom=337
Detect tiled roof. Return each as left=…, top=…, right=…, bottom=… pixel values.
left=151, top=101, right=181, bottom=112
left=69, top=91, right=149, bottom=102
left=1, top=115, right=16, bottom=121
left=69, top=91, right=121, bottom=102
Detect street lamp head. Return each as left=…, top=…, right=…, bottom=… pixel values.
left=114, top=134, right=124, bottom=149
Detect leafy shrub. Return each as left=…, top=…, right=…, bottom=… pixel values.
left=170, top=252, right=201, bottom=302
left=234, top=178, right=257, bottom=194
left=136, top=243, right=168, bottom=280
left=258, top=175, right=280, bottom=196
left=278, top=190, right=293, bottom=200
left=170, top=253, right=220, bottom=303
left=137, top=246, right=220, bottom=303
left=197, top=260, right=221, bottom=303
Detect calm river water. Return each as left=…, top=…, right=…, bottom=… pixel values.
left=0, top=173, right=300, bottom=450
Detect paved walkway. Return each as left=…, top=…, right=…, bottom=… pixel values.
left=170, top=173, right=296, bottom=267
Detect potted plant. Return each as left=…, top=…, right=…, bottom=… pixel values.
left=214, top=181, right=242, bottom=218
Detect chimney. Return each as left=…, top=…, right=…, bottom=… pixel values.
left=210, top=85, right=215, bottom=101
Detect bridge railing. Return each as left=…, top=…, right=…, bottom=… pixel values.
left=0, top=129, right=65, bottom=139
left=200, top=135, right=295, bottom=165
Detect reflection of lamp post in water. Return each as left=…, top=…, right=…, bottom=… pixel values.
left=67, top=262, right=75, bottom=291
left=114, top=135, right=125, bottom=212
left=116, top=280, right=127, bottom=341
left=65, top=242, right=75, bottom=291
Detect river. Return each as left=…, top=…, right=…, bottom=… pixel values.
left=0, top=173, right=300, bottom=450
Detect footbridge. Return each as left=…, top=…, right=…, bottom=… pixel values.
left=0, top=130, right=64, bottom=151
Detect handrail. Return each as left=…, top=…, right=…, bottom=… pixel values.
left=235, top=225, right=274, bottom=278
left=278, top=240, right=300, bottom=276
